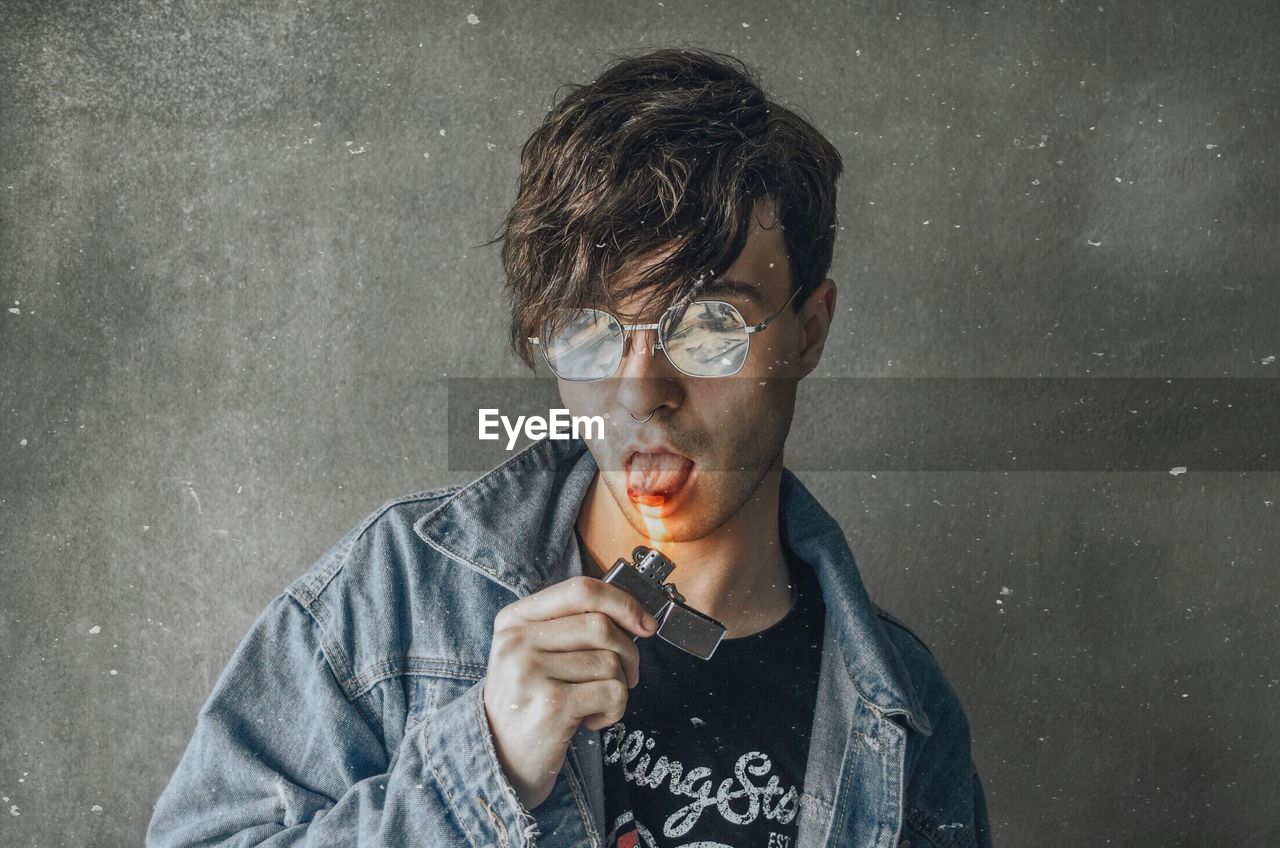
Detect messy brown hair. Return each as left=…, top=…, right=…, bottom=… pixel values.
left=481, top=47, right=845, bottom=370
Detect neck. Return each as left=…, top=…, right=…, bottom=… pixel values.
left=575, top=454, right=794, bottom=639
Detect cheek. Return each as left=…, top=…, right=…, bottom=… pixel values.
left=693, top=380, right=788, bottom=429
left=558, top=383, right=606, bottom=417
left=722, top=382, right=797, bottom=445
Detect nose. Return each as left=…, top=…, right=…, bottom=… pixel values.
left=616, top=327, right=682, bottom=420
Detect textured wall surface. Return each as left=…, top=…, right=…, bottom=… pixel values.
left=2, top=1, right=1278, bottom=845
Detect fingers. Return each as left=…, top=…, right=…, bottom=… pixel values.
left=494, top=612, right=642, bottom=688
left=495, top=575, right=659, bottom=638
left=540, top=647, right=629, bottom=688
left=561, top=677, right=630, bottom=727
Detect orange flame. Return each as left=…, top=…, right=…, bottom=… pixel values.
left=639, top=509, right=668, bottom=552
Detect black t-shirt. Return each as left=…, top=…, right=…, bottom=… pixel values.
left=576, top=532, right=826, bottom=848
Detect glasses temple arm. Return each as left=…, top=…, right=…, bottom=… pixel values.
left=744, top=285, right=804, bottom=334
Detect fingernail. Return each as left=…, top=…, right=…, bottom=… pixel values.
left=643, top=613, right=659, bottom=632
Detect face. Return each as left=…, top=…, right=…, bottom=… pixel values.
left=555, top=196, right=836, bottom=543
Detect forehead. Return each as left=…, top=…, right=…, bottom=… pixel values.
left=608, top=197, right=791, bottom=316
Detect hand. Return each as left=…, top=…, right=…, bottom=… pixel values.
left=482, top=575, right=659, bottom=810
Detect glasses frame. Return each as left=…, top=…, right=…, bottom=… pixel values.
left=529, top=284, right=804, bottom=382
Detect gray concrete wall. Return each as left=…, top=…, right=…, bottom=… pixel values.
left=2, top=1, right=1277, bottom=844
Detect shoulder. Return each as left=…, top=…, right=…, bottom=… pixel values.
left=280, top=483, right=497, bottom=699
left=871, top=602, right=956, bottom=716
left=873, top=602, right=936, bottom=660
left=286, top=483, right=463, bottom=606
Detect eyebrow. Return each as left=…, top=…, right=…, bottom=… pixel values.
left=693, top=276, right=766, bottom=305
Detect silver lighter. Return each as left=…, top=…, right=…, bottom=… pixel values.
left=602, top=545, right=726, bottom=660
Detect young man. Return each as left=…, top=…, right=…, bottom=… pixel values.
left=149, top=48, right=991, bottom=848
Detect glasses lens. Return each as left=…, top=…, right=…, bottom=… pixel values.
left=542, top=308, right=624, bottom=381
left=659, top=301, right=749, bottom=377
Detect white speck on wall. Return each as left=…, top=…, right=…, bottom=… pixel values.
left=466, top=13, right=480, bottom=24
left=109, top=669, right=118, bottom=676
left=7, top=307, right=18, bottom=314
left=690, top=716, right=705, bottom=726
left=1086, top=239, right=1103, bottom=246
left=19, top=438, right=26, bottom=446
left=1205, top=143, right=1217, bottom=149
left=89, top=625, right=101, bottom=634
left=1170, top=466, right=1187, bottom=476
left=91, top=804, right=103, bottom=813
left=8, top=805, right=17, bottom=816
left=439, top=128, right=446, bottom=136
left=999, top=586, right=1012, bottom=596
left=179, top=480, right=203, bottom=513
left=1262, top=355, right=1275, bottom=365
left=742, top=21, right=749, bottom=27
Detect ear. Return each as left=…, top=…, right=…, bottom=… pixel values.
left=795, top=278, right=837, bottom=378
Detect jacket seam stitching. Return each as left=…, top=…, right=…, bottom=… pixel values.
left=869, top=606, right=937, bottom=736
left=471, top=681, right=542, bottom=846
left=422, top=740, right=482, bottom=848
left=412, top=438, right=577, bottom=590
left=349, top=658, right=486, bottom=699
left=418, top=533, right=520, bottom=593
left=301, top=485, right=464, bottom=602
left=427, top=438, right=562, bottom=518
left=828, top=726, right=860, bottom=844
left=562, top=753, right=600, bottom=848
left=284, top=591, right=369, bottom=710
left=478, top=797, right=511, bottom=848
left=873, top=604, right=937, bottom=659
left=888, top=718, right=907, bottom=848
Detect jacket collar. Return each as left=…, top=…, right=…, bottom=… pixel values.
left=412, top=436, right=932, bottom=736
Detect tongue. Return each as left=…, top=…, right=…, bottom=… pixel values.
left=626, top=452, right=693, bottom=506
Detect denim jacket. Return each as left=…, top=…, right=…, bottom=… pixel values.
left=148, top=436, right=991, bottom=848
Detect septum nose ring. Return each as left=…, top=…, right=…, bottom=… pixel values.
left=630, top=411, right=654, bottom=423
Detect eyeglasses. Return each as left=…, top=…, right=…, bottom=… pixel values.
left=529, top=286, right=802, bottom=381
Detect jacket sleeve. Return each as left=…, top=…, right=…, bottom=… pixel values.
left=897, top=649, right=991, bottom=848
left=146, top=593, right=541, bottom=848
left=972, top=764, right=992, bottom=847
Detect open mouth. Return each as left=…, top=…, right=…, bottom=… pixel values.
left=624, top=450, right=695, bottom=507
